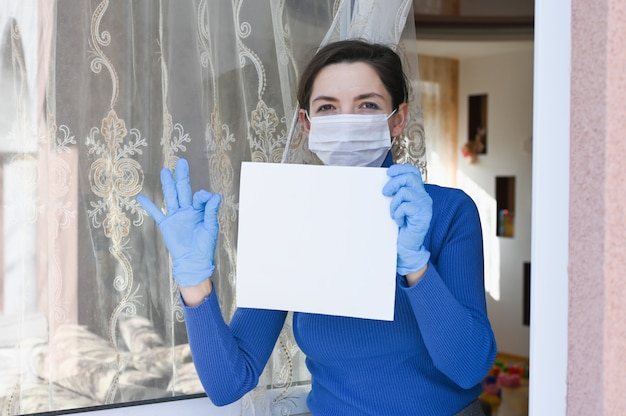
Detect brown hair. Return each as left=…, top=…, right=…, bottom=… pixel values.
left=297, top=39, right=409, bottom=112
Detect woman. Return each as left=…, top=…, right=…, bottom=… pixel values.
left=138, top=39, right=496, bottom=416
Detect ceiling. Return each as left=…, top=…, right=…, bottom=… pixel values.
left=411, top=5, right=534, bottom=60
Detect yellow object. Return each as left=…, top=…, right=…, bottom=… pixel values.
left=480, top=393, right=501, bottom=408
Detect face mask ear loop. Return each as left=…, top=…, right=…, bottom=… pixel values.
left=385, top=108, right=398, bottom=120
left=387, top=109, right=399, bottom=147
left=281, top=106, right=301, bottom=164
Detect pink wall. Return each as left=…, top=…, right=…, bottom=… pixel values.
left=570, top=0, right=626, bottom=414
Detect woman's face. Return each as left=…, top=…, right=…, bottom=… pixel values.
left=299, top=62, right=408, bottom=138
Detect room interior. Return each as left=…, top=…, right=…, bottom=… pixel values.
left=412, top=1, right=534, bottom=414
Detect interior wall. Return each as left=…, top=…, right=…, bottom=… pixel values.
left=456, top=46, right=534, bottom=358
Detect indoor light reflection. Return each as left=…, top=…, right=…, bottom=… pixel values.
left=457, top=170, right=501, bottom=301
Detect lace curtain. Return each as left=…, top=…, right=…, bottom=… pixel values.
left=0, top=1, right=425, bottom=414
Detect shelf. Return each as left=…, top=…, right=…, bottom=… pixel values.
left=414, top=14, right=534, bottom=41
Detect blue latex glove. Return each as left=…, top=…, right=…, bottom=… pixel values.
left=382, top=164, right=433, bottom=276
left=137, top=158, right=222, bottom=287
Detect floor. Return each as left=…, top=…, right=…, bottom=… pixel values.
left=490, top=381, right=529, bottom=416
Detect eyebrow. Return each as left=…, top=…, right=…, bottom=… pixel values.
left=311, top=95, right=338, bottom=103
left=311, top=92, right=386, bottom=103
left=355, top=92, right=386, bottom=101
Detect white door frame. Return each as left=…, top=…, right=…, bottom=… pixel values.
left=528, top=1, right=570, bottom=415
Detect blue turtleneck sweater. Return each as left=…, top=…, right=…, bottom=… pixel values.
left=182, top=175, right=496, bottom=415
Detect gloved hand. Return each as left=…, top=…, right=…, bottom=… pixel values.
left=137, top=158, right=222, bottom=287
left=382, top=163, right=433, bottom=276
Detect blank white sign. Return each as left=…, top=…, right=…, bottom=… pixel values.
left=236, top=162, right=397, bottom=321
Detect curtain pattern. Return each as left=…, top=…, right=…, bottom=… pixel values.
left=0, top=1, right=424, bottom=414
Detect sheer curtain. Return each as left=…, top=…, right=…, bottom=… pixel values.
left=0, top=1, right=425, bottom=415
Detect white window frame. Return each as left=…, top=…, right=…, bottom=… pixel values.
left=73, top=1, right=574, bottom=414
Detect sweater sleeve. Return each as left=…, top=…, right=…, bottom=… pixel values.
left=401, top=188, right=497, bottom=389
left=182, top=293, right=288, bottom=406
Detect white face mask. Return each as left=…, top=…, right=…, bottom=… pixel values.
left=306, top=110, right=396, bottom=167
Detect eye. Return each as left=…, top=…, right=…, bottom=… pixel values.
left=314, top=104, right=335, bottom=114
left=359, top=101, right=381, bottom=111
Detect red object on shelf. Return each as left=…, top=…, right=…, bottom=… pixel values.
left=507, top=365, right=523, bottom=376
left=498, top=373, right=521, bottom=388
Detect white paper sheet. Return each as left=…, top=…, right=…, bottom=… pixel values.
left=235, top=162, right=397, bottom=321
